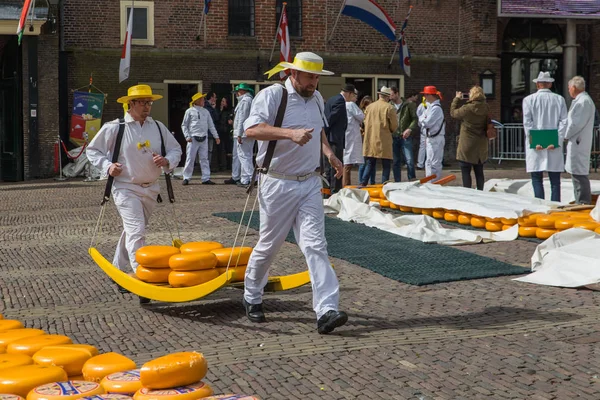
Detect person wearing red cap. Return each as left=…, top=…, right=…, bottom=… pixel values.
left=418, top=86, right=446, bottom=179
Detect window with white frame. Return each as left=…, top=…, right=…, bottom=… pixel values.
left=120, top=1, right=155, bottom=46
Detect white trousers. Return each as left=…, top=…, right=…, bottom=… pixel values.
left=231, top=139, right=241, bottom=182
left=112, top=183, right=159, bottom=273
left=243, top=175, right=340, bottom=320
left=183, top=138, right=210, bottom=182
left=425, top=135, right=445, bottom=180
left=237, top=138, right=255, bottom=185
left=417, top=132, right=427, bottom=168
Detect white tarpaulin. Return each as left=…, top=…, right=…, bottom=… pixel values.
left=62, top=146, right=104, bottom=179
left=514, top=228, right=600, bottom=287
left=382, top=182, right=561, bottom=219
left=484, top=178, right=600, bottom=205
left=324, top=188, right=518, bottom=245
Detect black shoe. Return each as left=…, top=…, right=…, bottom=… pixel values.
left=224, top=178, right=238, bottom=185
left=182, top=179, right=189, bottom=186
left=139, top=296, right=150, bottom=305
left=202, top=180, right=216, bottom=185
left=317, top=310, right=348, bottom=334
left=243, top=298, right=266, bottom=323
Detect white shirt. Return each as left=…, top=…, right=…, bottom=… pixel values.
left=522, top=89, right=567, bottom=172
left=181, top=106, right=218, bottom=140
left=86, top=113, right=182, bottom=185
left=233, top=93, right=253, bottom=138
left=343, top=101, right=365, bottom=165
left=244, top=78, right=327, bottom=176
left=418, top=100, right=445, bottom=137
left=565, top=91, right=596, bottom=175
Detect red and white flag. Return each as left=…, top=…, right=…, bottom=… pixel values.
left=16, top=0, right=33, bottom=46
left=119, top=6, right=134, bottom=83
left=277, top=5, right=291, bottom=79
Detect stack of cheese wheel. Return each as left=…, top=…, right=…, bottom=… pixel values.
left=356, top=185, right=388, bottom=208
left=515, top=211, right=600, bottom=239
left=168, top=242, right=222, bottom=287
left=211, top=246, right=253, bottom=283
left=133, top=352, right=213, bottom=400
left=33, top=344, right=99, bottom=379
left=27, top=380, right=105, bottom=400
left=135, top=246, right=180, bottom=284
left=100, top=370, right=141, bottom=396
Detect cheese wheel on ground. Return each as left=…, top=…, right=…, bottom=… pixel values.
left=0, top=343, right=6, bottom=353
left=554, top=217, right=590, bottom=230
left=421, top=209, right=433, bottom=217
left=133, top=382, right=212, bottom=400
left=412, top=208, right=423, bottom=214
left=7, top=334, right=72, bottom=357
left=168, top=270, right=220, bottom=288
left=0, top=320, right=24, bottom=332
left=457, top=215, right=471, bottom=225
left=536, top=214, right=559, bottom=228
left=502, top=225, right=513, bottom=231
left=536, top=228, right=557, bottom=240
left=518, top=226, right=538, bottom=237
left=82, top=353, right=137, bottom=383
left=380, top=200, right=390, bottom=208
left=485, top=221, right=503, bottom=232
left=572, top=221, right=600, bottom=231
left=216, top=266, right=246, bottom=282
left=179, top=242, right=223, bottom=254
left=27, top=381, right=104, bottom=400
left=0, top=395, right=24, bottom=400
left=470, top=216, right=486, bottom=229
left=399, top=206, right=412, bottom=212
left=432, top=209, right=445, bottom=219
left=0, top=329, right=45, bottom=347
left=0, top=365, right=67, bottom=397
left=201, top=397, right=259, bottom=400
left=210, top=247, right=253, bottom=267
left=168, top=253, right=218, bottom=271
left=32, top=346, right=96, bottom=377
left=100, top=370, right=141, bottom=395
left=500, top=218, right=517, bottom=225
left=82, top=395, right=132, bottom=400
left=443, top=212, right=459, bottom=223
left=140, top=352, right=207, bottom=389
left=0, top=353, right=33, bottom=369
left=485, top=217, right=501, bottom=222
left=389, top=203, right=399, bottom=209
left=518, top=214, right=540, bottom=227
left=134, top=246, right=180, bottom=268
left=135, top=267, right=170, bottom=283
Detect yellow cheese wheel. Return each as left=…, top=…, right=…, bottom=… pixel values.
left=82, top=353, right=137, bottom=383
left=134, top=246, right=180, bottom=268
left=135, top=267, right=170, bottom=283
left=457, top=215, right=471, bottom=225
left=518, top=214, right=540, bottom=227
left=0, top=329, right=45, bottom=347
left=201, top=396, right=259, bottom=400
left=210, top=247, right=253, bottom=267
left=0, top=365, right=67, bottom=397
left=0, top=320, right=24, bottom=332
left=443, top=212, right=459, bottom=223
left=168, top=253, right=217, bottom=271
left=485, top=217, right=501, bottom=222
left=500, top=218, right=517, bottom=225
left=380, top=200, right=390, bottom=208
left=32, top=345, right=96, bottom=377
left=554, top=217, right=589, bottom=230
left=81, top=396, right=132, bottom=400
left=518, top=226, right=538, bottom=237
left=536, top=228, right=557, bottom=240
left=133, top=382, right=213, bottom=400
left=27, top=381, right=104, bottom=400
left=421, top=209, right=433, bottom=217
left=140, top=352, right=207, bottom=390
left=216, top=266, right=246, bottom=282
left=502, top=225, right=513, bottom=231
left=179, top=242, right=223, bottom=254
left=572, top=221, right=600, bottom=231
left=432, top=209, right=445, bottom=219
left=411, top=208, right=423, bottom=214
left=100, top=370, right=141, bottom=395
left=0, top=395, right=24, bottom=400
left=389, top=203, right=399, bottom=210
left=470, top=216, right=486, bottom=229
left=0, top=353, right=33, bottom=369
left=7, top=335, right=72, bottom=357
left=168, top=270, right=220, bottom=288
left=485, top=221, right=503, bottom=232
left=365, top=188, right=382, bottom=198
left=536, top=215, right=559, bottom=228
left=399, top=206, right=412, bottom=212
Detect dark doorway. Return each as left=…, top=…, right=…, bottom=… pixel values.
left=346, top=77, right=373, bottom=105
left=168, top=83, right=197, bottom=167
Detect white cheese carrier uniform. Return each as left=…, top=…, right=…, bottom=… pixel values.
left=181, top=106, right=219, bottom=182
left=418, top=100, right=445, bottom=179
left=87, top=114, right=182, bottom=273
left=234, top=92, right=255, bottom=185
left=242, top=79, right=341, bottom=321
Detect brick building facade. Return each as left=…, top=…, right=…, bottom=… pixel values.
left=2, top=0, right=600, bottom=180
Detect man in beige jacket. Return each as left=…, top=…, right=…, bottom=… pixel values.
left=359, top=86, right=398, bottom=186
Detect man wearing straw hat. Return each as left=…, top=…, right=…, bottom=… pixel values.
left=242, top=52, right=348, bottom=334
left=87, top=84, right=182, bottom=279
left=418, top=85, right=446, bottom=180
left=181, top=92, right=221, bottom=185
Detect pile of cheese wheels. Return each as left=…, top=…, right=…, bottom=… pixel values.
left=135, top=242, right=253, bottom=287
left=0, top=316, right=257, bottom=399
left=517, top=210, right=598, bottom=239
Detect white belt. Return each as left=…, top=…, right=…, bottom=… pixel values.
left=265, top=171, right=320, bottom=182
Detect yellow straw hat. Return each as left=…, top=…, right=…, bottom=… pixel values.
left=189, top=92, right=207, bottom=107
left=265, top=52, right=334, bottom=79
left=117, top=84, right=163, bottom=104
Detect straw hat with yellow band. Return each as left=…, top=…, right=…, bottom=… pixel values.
left=117, top=84, right=163, bottom=113
left=265, top=52, right=334, bottom=79
left=189, top=92, right=207, bottom=108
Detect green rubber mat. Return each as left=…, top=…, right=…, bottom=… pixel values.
left=213, top=212, right=528, bottom=286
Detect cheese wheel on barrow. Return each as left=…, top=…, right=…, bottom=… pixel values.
left=33, top=345, right=97, bottom=377
left=210, top=247, right=253, bottom=267
left=82, top=353, right=137, bottom=383
left=135, top=267, right=170, bottom=283
left=133, top=382, right=213, bottom=400
left=0, top=329, right=45, bottom=347
left=0, top=353, right=33, bottom=370
left=168, top=270, right=220, bottom=288
left=168, top=253, right=218, bottom=271
left=135, top=246, right=179, bottom=268
left=7, top=334, right=72, bottom=356
left=27, top=381, right=104, bottom=400
left=179, top=242, right=223, bottom=254
left=140, top=352, right=207, bottom=389
left=0, top=365, right=67, bottom=397
left=0, top=320, right=24, bottom=332
left=100, top=370, right=141, bottom=395
left=216, top=266, right=247, bottom=282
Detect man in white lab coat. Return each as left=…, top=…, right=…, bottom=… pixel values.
left=418, top=86, right=445, bottom=180
left=565, top=76, right=596, bottom=204
left=232, top=83, right=255, bottom=187
left=522, top=71, right=568, bottom=202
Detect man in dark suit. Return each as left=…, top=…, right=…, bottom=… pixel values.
left=324, top=84, right=356, bottom=193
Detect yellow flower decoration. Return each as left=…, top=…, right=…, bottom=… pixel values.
left=137, top=140, right=151, bottom=150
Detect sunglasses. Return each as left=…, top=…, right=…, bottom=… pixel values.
left=133, top=100, right=154, bottom=107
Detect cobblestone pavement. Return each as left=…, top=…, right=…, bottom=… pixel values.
left=1, top=163, right=600, bottom=399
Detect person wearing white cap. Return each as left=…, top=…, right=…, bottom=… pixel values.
left=242, top=52, right=348, bottom=334
left=522, top=71, right=567, bottom=202
left=231, top=83, right=255, bottom=187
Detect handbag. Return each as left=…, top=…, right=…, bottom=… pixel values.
left=486, top=116, right=497, bottom=140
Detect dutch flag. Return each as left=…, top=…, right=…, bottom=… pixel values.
left=342, top=0, right=396, bottom=41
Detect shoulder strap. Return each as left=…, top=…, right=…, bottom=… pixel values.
left=101, top=118, right=126, bottom=205
left=156, top=122, right=175, bottom=204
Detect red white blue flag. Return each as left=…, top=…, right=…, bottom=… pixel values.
left=398, top=6, right=412, bottom=77
left=204, top=0, right=211, bottom=14
left=341, top=0, right=396, bottom=41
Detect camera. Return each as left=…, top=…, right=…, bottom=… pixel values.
left=461, top=93, right=470, bottom=100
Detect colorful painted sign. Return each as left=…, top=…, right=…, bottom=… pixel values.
left=70, top=91, right=105, bottom=145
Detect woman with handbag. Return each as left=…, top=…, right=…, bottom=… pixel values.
left=450, top=85, right=491, bottom=190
